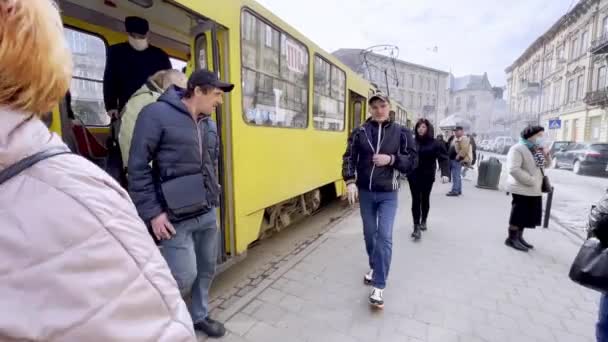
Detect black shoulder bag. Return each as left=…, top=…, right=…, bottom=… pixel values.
left=0, top=147, right=71, bottom=186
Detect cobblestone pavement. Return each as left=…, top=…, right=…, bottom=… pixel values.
left=212, top=180, right=599, bottom=342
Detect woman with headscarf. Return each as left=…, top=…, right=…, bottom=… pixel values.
left=505, top=125, right=551, bottom=252
left=408, top=119, right=450, bottom=240
left=0, top=1, right=195, bottom=340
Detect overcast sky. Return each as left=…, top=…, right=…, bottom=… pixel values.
left=256, top=0, right=575, bottom=87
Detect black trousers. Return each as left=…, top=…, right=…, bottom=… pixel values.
left=409, top=177, right=435, bottom=225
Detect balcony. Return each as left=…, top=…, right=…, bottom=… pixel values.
left=519, top=80, right=541, bottom=97
left=584, top=90, right=608, bottom=107
left=590, top=34, right=608, bottom=55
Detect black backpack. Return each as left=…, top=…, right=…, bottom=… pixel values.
left=0, top=147, right=71, bottom=186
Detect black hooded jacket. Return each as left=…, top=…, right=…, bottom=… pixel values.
left=342, top=118, right=418, bottom=192
left=128, top=86, right=220, bottom=222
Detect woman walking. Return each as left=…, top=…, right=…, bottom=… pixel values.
left=408, top=119, right=450, bottom=240
left=505, top=126, right=551, bottom=251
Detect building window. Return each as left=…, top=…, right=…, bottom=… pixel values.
left=570, top=37, right=578, bottom=59
left=553, top=81, right=561, bottom=109
left=567, top=78, right=576, bottom=102
left=418, top=75, right=423, bottom=89
left=603, top=16, right=608, bottom=38
left=544, top=53, right=553, bottom=76
left=591, top=116, right=602, bottom=142
left=418, top=93, right=423, bottom=108
left=313, top=56, right=346, bottom=131
left=580, top=31, right=588, bottom=55
left=427, top=78, right=431, bottom=91
left=563, top=120, right=570, bottom=140
left=597, top=66, right=607, bottom=90
left=576, top=74, right=584, bottom=99
left=241, top=11, right=309, bottom=128
left=64, top=28, right=108, bottom=126
left=408, top=92, right=414, bottom=107
left=557, top=44, right=564, bottom=62
left=410, top=74, right=415, bottom=88
left=467, top=95, right=476, bottom=110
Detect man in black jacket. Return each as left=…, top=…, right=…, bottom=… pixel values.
left=103, top=16, right=171, bottom=117
left=342, top=93, right=417, bottom=309
left=128, top=70, right=233, bottom=338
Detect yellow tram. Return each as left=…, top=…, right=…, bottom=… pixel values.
left=50, top=0, right=408, bottom=264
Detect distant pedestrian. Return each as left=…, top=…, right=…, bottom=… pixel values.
left=446, top=126, right=471, bottom=196
left=504, top=125, right=551, bottom=252
left=408, top=119, right=449, bottom=240
left=342, top=92, right=417, bottom=309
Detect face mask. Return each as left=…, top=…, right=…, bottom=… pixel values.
left=128, top=36, right=149, bottom=51
left=534, top=137, right=545, bottom=147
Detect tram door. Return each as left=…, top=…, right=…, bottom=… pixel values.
left=192, top=22, right=235, bottom=264
left=348, top=91, right=366, bottom=132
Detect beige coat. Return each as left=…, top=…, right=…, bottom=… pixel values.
left=506, top=143, right=550, bottom=197
left=452, top=135, right=472, bottom=164
left=0, top=110, right=195, bottom=341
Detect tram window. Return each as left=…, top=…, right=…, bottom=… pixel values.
left=64, top=28, right=108, bottom=126
left=353, top=101, right=362, bottom=128
left=170, top=58, right=187, bottom=72
left=241, top=11, right=309, bottom=128
left=195, top=35, right=208, bottom=70
left=313, top=56, right=346, bottom=131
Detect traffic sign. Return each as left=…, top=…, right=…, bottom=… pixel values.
left=548, top=119, right=561, bottom=130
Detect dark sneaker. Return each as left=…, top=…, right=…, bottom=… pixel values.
left=369, top=287, right=384, bottom=309
left=194, top=317, right=226, bottom=338
left=420, top=222, right=428, bottom=231
left=363, top=269, right=373, bottom=285
left=446, top=192, right=460, bottom=197
left=411, top=225, right=421, bottom=240
left=518, top=231, right=534, bottom=249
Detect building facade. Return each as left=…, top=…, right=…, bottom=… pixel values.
left=506, top=0, right=608, bottom=143
left=333, top=48, right=450, bottom=126
left=446, top=73, right=497, bottom=134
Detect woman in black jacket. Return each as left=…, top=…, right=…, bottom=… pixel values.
left=408, top=119, right=450, bottom=240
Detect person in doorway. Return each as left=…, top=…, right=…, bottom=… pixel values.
left=408, top=119, right=449, bottom=240
left=0, top=1, right=194, bottom=341
left=128, top=70, right=234, bottom=338
left=119, top=69, right=187, bottom=165
left=504, top=126, right=551, bottom=252
left=104, top=16, right=171, bottom=117
left=342, top=93, right=417, bottom=309
left=446, top=126, right=471, bottom=196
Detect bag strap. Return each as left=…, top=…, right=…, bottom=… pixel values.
left=0, top=147, right=71, bottom=186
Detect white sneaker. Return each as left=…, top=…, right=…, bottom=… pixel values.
left=369, top=287, right=384, bottom=308
left=363, top=269, right=373, bottom=285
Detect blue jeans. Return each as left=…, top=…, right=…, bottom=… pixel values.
left=450, top=160, right=462, bottom=194
left=359, top=190, right=398, bottom=290
left=161, top=211, right=218, bottom=323
left=598, top=293, right=608, bottom=342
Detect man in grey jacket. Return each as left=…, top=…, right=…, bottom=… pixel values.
left=128, top=70, right=233, bottom=338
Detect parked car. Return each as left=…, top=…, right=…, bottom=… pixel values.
left=493, top=136, right=515, bottom=154
left=553, top=142, right=608, bottom=175
left=479, top=139, right=491, bottom=151
left=547, top=140, right=574, bottom=158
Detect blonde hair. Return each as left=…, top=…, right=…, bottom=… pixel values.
left=149, top=69, right=187, bottom=91
left=0, top=0, right=72, bottom=114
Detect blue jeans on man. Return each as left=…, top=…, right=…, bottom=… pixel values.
left=450, top=159, right=462, bottom=194
left=598, top=293, right=608, bottom=342
left=161, top=210, right=218, bottom=323
left=359, top=190, right=399, bottom=289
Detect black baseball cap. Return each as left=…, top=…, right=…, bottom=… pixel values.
left=125, top=16, right=149, bottom=35
left=188, top=70, right=235, bottom=93
left=369, top=92, right=390, bottom=105
left=453, top=126, right=464, bottom=131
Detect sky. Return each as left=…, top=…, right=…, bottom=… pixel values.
left=256, top=0, right=576, bottom=87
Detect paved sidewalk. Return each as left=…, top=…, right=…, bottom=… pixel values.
left=219, top=181, right=599, bottom=342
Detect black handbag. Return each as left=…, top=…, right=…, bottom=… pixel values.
left=540, top=168, right=552, bottom=193
left=161, top=173, right=210, bottom=221
left=569, top=237, right=608, bottom=292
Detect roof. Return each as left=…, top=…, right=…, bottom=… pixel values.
left=450, top=73, right=492, bottom=92
left=332, top=48, right=450, bottom=76
left=505, top=0, right=596, bottom=73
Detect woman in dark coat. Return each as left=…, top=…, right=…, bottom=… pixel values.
left=408, top=119, right=450, bottom=240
